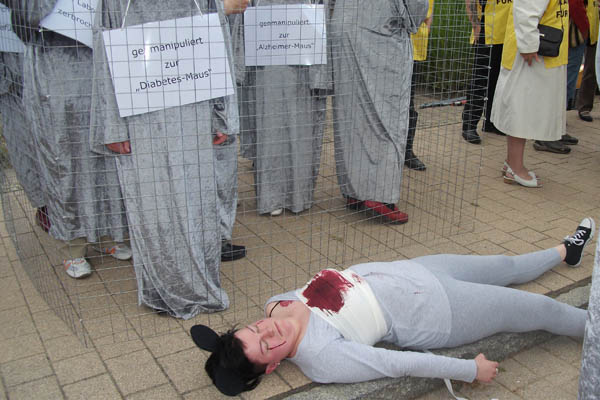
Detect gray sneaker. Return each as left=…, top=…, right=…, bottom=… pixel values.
left=64, top=258, right=92, bottom=279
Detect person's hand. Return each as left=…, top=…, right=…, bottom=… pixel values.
left=521, top=52, right=541, bottom=66
left=424, top=16, right=433, bottom=30
left=213, top=132, right=228, bottom=145
left=474, top=353, right=499, bottom=383
left=472, top=23, right=481, bottom=39
left=106, top=140, right=131, bottom=154
left=224, top=0, right=249, bottom=15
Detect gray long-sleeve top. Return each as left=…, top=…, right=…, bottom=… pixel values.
left=266, top=261, right=478, bottom=383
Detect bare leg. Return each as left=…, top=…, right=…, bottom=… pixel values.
left=506, top=135, right=531, bottom=180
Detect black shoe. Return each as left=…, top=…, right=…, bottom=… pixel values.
left=563, top=217, right=595, bottom=267
left=483, top=124, right=506, bottom=136
left=221, top=242, right=246, bottom=262
left=533, top=140, right=571, bottom=154
left=404, top=150, right=426, bottom=171
left=462, top=129, right=481, bottom=144
left=559, top=134, right=579, bottom=145
left=578, top=110, right=593, bottom=122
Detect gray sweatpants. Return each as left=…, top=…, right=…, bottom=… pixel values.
left=413, top=248, right=587, bottom=347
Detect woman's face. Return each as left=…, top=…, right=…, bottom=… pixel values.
left=235, top=317, right=295, bottom=372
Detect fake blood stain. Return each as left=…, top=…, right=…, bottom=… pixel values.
left=302, top=270, right=354, bottom=313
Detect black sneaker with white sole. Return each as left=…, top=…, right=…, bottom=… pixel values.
left=563, top=217, right=596, bottom=267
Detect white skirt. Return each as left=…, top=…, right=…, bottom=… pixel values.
left=491, top=55, right=566, bottom=141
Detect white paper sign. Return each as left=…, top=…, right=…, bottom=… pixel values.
left=103, top=13, right=235, bottom=118
left=244, top=5, right=326, bottom=66
left=40, top=0, right=99, bottom=48
left=0, top=5, right=24, bottom=53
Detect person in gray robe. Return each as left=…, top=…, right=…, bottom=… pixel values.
left=90, top=0, right=247, bottom=319
left=330, top=0, right=428, bottom=223
left=0, top=51, right=45, bottom=213
left=232, top=0, right=329, bottom=216
left=213, top=96, right=246, bottom=261
left=3, top=0, right=131, bottom=279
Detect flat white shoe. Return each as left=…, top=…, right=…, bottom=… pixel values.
left=270, top=208, right=283, bottom=216
left=503, top=164, right=542, bottom=188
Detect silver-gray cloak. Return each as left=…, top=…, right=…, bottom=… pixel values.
left=90, top=0, right=238, bottom=318
left=578, top=230, right=600, bottom=399
left=14, top=0, right=128, bottom=244
left=0, top=51, right=44, bottom=208
left=232, top=0, right=329, bottom=215
left=330, top=0, right=427, bottom=203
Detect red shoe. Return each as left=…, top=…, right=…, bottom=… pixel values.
left=346, top=196, right=364, bottom=210
left=363, top=200, right=408, bottom=224
left=35, top=206, right=51, bottom=233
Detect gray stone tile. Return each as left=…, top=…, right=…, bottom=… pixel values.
left=105, top=349, right=167, bottom=396
left=54, top=352, right=106, bottom=385
left=63, top=374, right=122, bottom=400
left=157, top=348, right=206, bottom=393
left=7, top=376, right=64, bottom=400
left=126, top=384, right=179, bottom=400
left=0, top=333, right=44, bottom=364
left=0, top=354, right=53, bottom=387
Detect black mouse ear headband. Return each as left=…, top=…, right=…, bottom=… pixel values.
left=190, top=325, right=247, bottom=397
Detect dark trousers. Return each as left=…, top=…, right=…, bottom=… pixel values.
left=462, top=30, right=503, bottom=132
left=407, top=63, right=419, bottom=155
left=576, top=42, right=597, bottom=112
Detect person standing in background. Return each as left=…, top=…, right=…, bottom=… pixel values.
left=331, top=0, right=428, bottom=224
left=533, top=0, right=587, bottom=154
left=461, top=0, right=512, bottom=144
left=491, top=0, right=569, bottom=188
left=576, top=0, right=599, bottom=122
left=4, top=0, right=132, bottom=279
left=405, top=0, right=434, bottom=171
left=232, top=0, right=329, bottom=217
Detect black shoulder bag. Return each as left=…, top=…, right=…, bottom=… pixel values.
left=537, top=0, right=564, bottom=57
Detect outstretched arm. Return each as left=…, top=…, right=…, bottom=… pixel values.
left=297, top=339, right=481, bottom=384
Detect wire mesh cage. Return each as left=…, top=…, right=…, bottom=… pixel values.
left=0, top=0, right=490, bottom=346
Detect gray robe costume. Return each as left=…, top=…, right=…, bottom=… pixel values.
left=578, top=231, right=600, bottom=398
left=330, top=0, right=427, bottom=203
left=0, top=51, right=44, bottom=208
left=90, top=0, right=238, bottom=318
left=7, top=0, right=128, bottom=244
left=212, top=96, right=238, bottom=242
left=232, top=0, right=329, bottom=215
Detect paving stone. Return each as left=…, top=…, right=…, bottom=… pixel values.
left=182, top=385, right=226, bottom=400
left=0, top=276, right=26, bottom=311
left=44, top=335, right=93, bottom=363
left=126, top=384, right=178, bottom=400
left=0, top=354, right=53, bottom=387
left=493, top=357, right=538, bottom=392
left=540, top=336, right=583, bottom=365
left=54, top=352, right=106, bottom=385
left=275, top=360, right=311, bottom=389
left=157, top=347, right=206, bottom=393
left=239, top=370, right=291, bottom=400
left=63, top=374, right=122, bottom=400
left=31, top=310, right=73, bottom=341
left=105, top=349, right=167, bottom=396
left=512, top=347, right=572, bottom=377
left=144, top=331, right=195, bottom=359
left=7, top=376, right=64, bottom=400
left=0, top=306, right=36, bottom=340
left=0, top=333, right=44, bottom=364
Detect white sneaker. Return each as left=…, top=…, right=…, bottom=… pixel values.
left=270, top=208, right=283, bottom=216
left=64, top=258, right=92, bottom=279
left=93, top=243, right=133, bottom=261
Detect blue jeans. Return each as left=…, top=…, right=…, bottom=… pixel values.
left=567, top=44, right=586, bottom=106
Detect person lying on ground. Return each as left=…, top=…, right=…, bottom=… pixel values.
left=191, top=217, right=596, bottom=396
